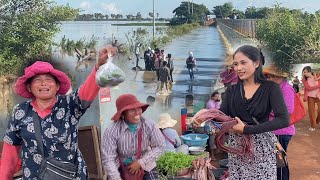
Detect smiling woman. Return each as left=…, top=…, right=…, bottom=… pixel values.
left=28, top=74, right=62, bottom=102
left=101, top=94, right=165, bottom=180
left=0, top=46, right=118, bottom=180
left=218, top=45, right=290, bottom=179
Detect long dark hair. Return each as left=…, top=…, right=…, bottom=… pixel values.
left=302, top=66, right=313, bottom=80
left=233, top=45, right=267, bottom=84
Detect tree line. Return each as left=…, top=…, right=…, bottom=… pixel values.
left=213, top=2, right=320, bottom=19
left=76, top=12, right=169, bottom=21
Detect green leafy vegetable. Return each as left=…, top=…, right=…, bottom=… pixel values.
left=156, top=152, right=195, bottom=177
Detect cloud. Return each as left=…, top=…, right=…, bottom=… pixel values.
left=80, top=1, right=91, bottom=9
left=101, top=3, right=121, bottom=14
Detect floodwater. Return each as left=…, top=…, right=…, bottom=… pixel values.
left=51, top=21, right=226, bottom=133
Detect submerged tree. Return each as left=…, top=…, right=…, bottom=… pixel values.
left=0, top=0, right=79, bottom=75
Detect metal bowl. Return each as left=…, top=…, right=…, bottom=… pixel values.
left=189, top=146, right=206, bottom=155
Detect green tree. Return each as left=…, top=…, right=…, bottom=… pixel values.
left=256, top=6, right=310, bottom=72
left=126, top=14, right=133, bottom=20
left=116, top=14, right=123, bottom=19
left=245, top=7, right=271, bottom=19
left=94, top=13, right=104, bottom=19
left=232, top=10, right=245, bottom=19
left=0, top=0, right=79, bottom=75
left=213, top=2, right=233, bottom=18
left=173, top=1, right=210, bottom=23
left=245, top=6, right=258, bottom=18
left=136, top=12, right=142, bottom=20
left=149, top=12, right=154, bottom=18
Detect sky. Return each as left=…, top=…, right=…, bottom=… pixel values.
left=53, top=0, right=320, bottom=18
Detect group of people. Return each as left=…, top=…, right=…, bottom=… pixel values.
left=1, top=44, right=319, bottom=180
left=142, top=47, right=174, bottom=93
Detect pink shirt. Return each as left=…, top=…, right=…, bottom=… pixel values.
left=206, top=99, right=220, bottom=109
left=306, top=77, right=319, bottom=98
left=270, top=80, right=295, bottom=135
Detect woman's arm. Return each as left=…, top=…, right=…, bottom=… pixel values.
left=0, top=143, right=21, bottom=180
left=78, top=46, right=118, bottom=108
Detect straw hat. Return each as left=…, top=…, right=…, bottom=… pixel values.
left=263, top=64, right=288, bottom=78
left=157, top=113, right=177, bottom=129
left=14, top=61, right=71, bottom=98
left=111, top=94, right=149, bottom=121
left=224, top=51, right=234, bottom=66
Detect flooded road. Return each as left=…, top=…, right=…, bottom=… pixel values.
left=100, top=26, right=227, bottom=132
left=51, top=22, right=226, bottom=132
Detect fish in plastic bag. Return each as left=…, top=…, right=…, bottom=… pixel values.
left=96, top=55, right=125, bottom=87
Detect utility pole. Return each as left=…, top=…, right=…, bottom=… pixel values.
left=188, top=0, right=190, bottom=15
left=153, top=0, right=155, bottom=41
left=191, top=0, right=193, bottom=15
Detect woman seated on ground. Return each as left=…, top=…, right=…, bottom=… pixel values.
left=101, top=94, right=165, bottom=180
left=157, top=113, right=189, bottom=154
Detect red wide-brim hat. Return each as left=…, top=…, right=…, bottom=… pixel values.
left=14, top=61, right=71, bottom=98
left=112, top=94, right=149, bottom=121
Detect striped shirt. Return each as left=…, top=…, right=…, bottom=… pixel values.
left=101, top=118, right=165, bottom=180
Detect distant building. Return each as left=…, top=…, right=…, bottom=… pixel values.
left=207, top=15, right=216, bottom=20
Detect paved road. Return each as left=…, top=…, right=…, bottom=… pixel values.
left=169, top=57, right=225, bottom=100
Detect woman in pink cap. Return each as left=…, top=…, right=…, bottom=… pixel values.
left=0, top=46, right=117, bottom=180
left=101, top=94, right=165, bottom=180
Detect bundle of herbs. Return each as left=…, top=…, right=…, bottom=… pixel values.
left=157, top=152, right=195, bottom=178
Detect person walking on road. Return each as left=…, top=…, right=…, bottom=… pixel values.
left=292, top=76, right=300, bottom=93
left=159, top=61, right=171, bottom=93
left=301, top=66, right=320, bottom=131
left=135, top=43, right=142, bottom=68
left=186, top=51, right=196, bottom=80
left=167, top=53, right=174, bottom=83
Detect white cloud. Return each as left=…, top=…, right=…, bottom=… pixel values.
left=80, top=1, right=91, bottom=9
left=101, top=3, right=121, bottom=14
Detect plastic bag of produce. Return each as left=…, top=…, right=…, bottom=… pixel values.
left=96, top=55, right=125, bottom=87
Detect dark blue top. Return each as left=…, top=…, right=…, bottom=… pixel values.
left=3, top=90, right=89, bottom=180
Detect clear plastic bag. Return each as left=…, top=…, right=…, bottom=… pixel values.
left=96, top=56, right=125, bottom=87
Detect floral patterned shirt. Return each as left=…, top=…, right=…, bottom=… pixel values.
left=4, top=90, right=89, bottom=180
